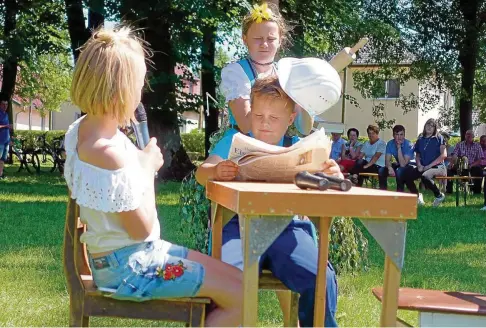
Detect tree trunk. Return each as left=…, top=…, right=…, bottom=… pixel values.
left=64, top=0, right=90, bottom=62
left=201, top=23, right=218, bottom=157
left=88, top=0, right=105, bottom=30
left=1, top=0, right=19, bottom=125
left=142, top=14, right=195, bottom=180
left=458, top=0, right=480, bottom=140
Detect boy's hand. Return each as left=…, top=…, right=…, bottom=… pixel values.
left=321, top=159, right=344, bottom=179
left=215, top=160, right=239, bottom=181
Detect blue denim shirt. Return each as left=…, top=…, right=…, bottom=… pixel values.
left=0, top=111, right=10, bottom=144
left=414, top=135, right=445, bottom=167
left=330, top=138, right=346, bottom=161
left=385, top=139, right=415, bottom=162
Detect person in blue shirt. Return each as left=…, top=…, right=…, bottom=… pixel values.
left=196, top=75, right=340, bottom=327
left=330, top=132, right=346, bottom=162
left=378, top=125, right=417, bottom=192
left=0, top=98, right=11, bottom=179
left=409, top=119, right=447, bottom=206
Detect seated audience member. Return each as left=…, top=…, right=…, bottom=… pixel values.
left=378, top=125, right=416, bottom=192
left=330, top=131, right=346, bottom=162
left=339, top=128, right=362, bottom=173
left=480, top=135, right=486, bottom=210
left=446, top=129, right=484, bottom=194
left=348, top=124, right=386, bottom=186
left=196, top=75, right=339, bottom=327
left=441, top=132, right=455, bottom=167
left=412, top=118, right=447, bottom=206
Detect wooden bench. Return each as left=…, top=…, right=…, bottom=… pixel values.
left=359, top=172, right=379, bottom=188
left=64, top=197, right=211, bottom=327
left=435, top=176, right=484, bottom=207
left=372, top=287, right=486, bottom=327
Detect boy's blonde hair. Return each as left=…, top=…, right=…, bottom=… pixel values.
left=71, top=26, right=148, bottom=126
left=251, top=75, right=295, bottom=113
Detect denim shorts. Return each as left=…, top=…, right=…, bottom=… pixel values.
left=0, top=142, right=8, bottom=162
left=88, top=240, right=205, bottom=302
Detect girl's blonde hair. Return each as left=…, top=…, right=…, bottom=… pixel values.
left=71, top=26, right=148, bottom=126
left=242, top=2, right=290, bottom=48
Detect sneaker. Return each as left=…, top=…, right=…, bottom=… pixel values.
left=432, top=193, right=445, bottom=207
left=480, top=206, right=486, bottom=211
left=417, top=193, right=425, bottom=206
left=0, top=174, right=5, bottom=180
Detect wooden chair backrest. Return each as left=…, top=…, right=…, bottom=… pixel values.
left=63, top=196, right=91, bottom=295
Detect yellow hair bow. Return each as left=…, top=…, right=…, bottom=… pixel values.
left=251, top=3, right=273, bottom=23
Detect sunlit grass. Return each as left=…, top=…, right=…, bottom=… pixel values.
left=1, top=169, right=485, bottom=326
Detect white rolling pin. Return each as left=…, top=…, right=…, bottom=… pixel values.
left=329, top=37, right=369, bottom=72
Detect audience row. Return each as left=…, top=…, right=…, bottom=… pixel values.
left=329, top=119, right=486, bottom=209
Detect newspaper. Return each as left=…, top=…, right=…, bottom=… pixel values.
left=228, top=129, right=331, bottom=182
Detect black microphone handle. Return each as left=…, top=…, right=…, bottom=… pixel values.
left=314, top=172, right=352, bottom=191
left=294, top=171, right=330, bottom=191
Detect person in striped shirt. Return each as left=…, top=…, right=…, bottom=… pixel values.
left=446, top=130, right=484, bottom=194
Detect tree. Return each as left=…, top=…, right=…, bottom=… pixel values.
left=16, top=51, right=72, bottom=116
left=354, top=0, right=486, bottom=139
left=1, top=0, right=69, bottom=124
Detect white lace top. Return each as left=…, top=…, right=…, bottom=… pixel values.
left=64, top=116, right=160, bottom=254
left=220, top=61, right=275, bottom=102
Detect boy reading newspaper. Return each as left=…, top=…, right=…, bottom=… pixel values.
left=196, top=74, right=341, bottom=327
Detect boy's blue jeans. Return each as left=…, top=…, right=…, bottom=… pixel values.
left=222, top=216, right=338, bottom=327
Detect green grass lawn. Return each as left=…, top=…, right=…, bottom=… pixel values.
left=1, top=168, right=485, bottom=326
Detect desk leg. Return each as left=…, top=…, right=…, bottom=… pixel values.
left=314, top=217, right=332, bottom=327
left=241, top=215, right=259, bottom=327
left=211, top=202, right=223, bottom=260
left=380, top=256, right=401, bottom=327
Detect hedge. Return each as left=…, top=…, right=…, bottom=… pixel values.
left=181, top=130, right=205, bottom=159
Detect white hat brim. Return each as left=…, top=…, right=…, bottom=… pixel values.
left=278, top=58, right=314, bottom=135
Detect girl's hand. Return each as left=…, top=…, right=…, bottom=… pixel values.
left=215, top=160, right=239, bottom=181
left=143, top=138, right=164, bottom=172
left=322, top=159, right=344, bottom=179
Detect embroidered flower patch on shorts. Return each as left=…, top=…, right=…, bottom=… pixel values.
left=156, top=260, right=187, bottom=280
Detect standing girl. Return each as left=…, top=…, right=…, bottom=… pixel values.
left=220, top=2, right=312, bottom=138
left=64, top=26, right=242, bottom=327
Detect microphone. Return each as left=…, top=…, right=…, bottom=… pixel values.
left=132, top=103, right=150, bottom=150
left=314, top=172, right=352, bottom=191
left=294, top=171, right=330, bottom=191
left=131, top=103, right=158, bottom=178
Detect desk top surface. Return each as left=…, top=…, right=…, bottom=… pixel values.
left=206, top=181, right=417, bottom=219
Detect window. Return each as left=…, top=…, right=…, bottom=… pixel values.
left=385, top=79, right=400, bottom=98
left=374, top=79, right=400, bottom=99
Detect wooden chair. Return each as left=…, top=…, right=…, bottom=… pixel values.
left=372, top=287, right=486, bottom=327
left=63, top=197, right=211, bottom=327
